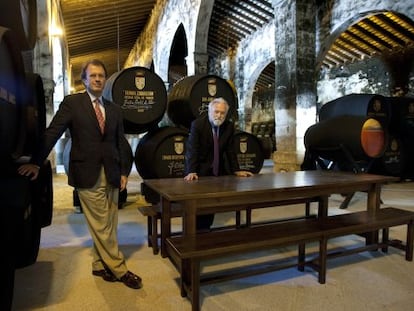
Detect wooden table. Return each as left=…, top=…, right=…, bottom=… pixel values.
left=143, top=170, right=398, bottom=257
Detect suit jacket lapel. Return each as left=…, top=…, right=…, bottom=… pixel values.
left=102, top=98, right=113, bottom=134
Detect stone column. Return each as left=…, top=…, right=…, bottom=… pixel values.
left=33, top=0, right=56, bottom=169
left=193, top=52, right=209, bottom=74
left=272, top=0, right=317, bottom=172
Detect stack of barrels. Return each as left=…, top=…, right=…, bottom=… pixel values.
left=304, top=93, right=414, bottom=179
left=251, top=121, right=276, bottom=159
left=104, top=70, right=265, bottom=203
left=1, top=1, right=53, bottom=309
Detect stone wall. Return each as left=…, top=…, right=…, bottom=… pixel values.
left=124, top=0, right=414, bottom=172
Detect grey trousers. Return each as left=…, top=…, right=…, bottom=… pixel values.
left=77, top=168, right=128, bottom=278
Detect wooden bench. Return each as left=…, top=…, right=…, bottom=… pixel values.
left=138, top=203, right=183, bottom=254
left=138, top=203, right=248, bottom=254
left=165, top=207, right=414, bottom=311
left=138, top=197, right=320, bottom=254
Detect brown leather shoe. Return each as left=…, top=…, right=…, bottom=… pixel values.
left=92, top=269, right=117, bottom=282
left=119, top=271, right=142, bottom=289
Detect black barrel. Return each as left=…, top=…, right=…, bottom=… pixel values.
left=385, top=96, right=414, bottom=138
left=135, top=126, right=188, bottom=204
left=15, top=73, right=46, bottom=157
left=370, top=135, right=405, bottom=178
left=0, top=26, right=26, bottom=168
left=230, top=131, right=264, bottom=173
left=0, top=0, right=37, bottom=50
left=135, top=126, right=188, bottom=179
left=387, top=97, right=414, bottom=179
left=103, top=66, right=167, bottom=134
left=1, top=166, right=41, bottom=269
left=167, top=74, right=238, bottom=129
left=304, top=115, right=386, bottom=163
left=32, top=160, right=53, bottom=228
left=319, top=94, right=391, bottom=127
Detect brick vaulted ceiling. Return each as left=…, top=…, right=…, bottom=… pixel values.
left=60, top=0, right=414, bottom=92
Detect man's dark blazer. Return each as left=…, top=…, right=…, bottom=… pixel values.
left=185, top=113, right=239, bottom=176
left=32, top=92, right=129, bottom=188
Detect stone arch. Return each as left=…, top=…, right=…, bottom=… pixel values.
left=328, top=1, right=414, bottom=31
left=245, top=60, right=275, bottom=108
left=168, top=24, right=188, bottom=88
left=153, top=0, right=200, bottom=82
left=234, top=22, right=275, bottom=130
left=192, top=0, right=215, bottom=74
left=243, top=59, right=276, bottom=130
left=316, top=10, right=414, bottom=69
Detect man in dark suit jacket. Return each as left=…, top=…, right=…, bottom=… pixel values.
left=184, top=97, right=253, bottom=230
left=18, top=59, right=142, bottom=289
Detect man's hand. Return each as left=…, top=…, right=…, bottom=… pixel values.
left=234, top=170, right=254, bottom=177
left=184, top=172, right=198, bottom=181
left=17, top=164, right=40, bottom=180
left=120, top=175, right=128, bottom=191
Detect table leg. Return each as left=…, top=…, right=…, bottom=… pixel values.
left=366, top=183, right=381, bottom=245
left=160, top=197, right=171, bottom=258
left=318, top=196, right=329, bottom=218
left=183, top=200, right=197, bottom=236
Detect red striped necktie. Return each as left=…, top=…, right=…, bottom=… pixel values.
left=94, top=98, right=105, bottom=134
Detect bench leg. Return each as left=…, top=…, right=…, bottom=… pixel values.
left=406, top=221, right=413, bottom=261
left=181, top=259, right=190, bottom=297
left=298, top=243, right=305, bottom=272
left=236, top=211, right=241, bottom=228
left=305, top=202, right=310, bottom=217
left=147, top=216, right=152, bottom=247
left=246, top=208, right=252, bottom=227
left=190, top=259, right=201, bottom=311
left=151, top=215, right=159, bottom=255
left=319, top=238, right=327, bottom=284
left=381, top=228, right=389, bottom=253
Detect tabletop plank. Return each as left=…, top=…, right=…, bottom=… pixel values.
left=143, top=171, right=398, bottom=202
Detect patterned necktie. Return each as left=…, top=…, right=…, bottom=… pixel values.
left=94, top=98, right=105, bottom=134
left=213, top=126, right=219, bottom=176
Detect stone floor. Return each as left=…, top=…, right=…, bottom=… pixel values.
left=11, top=166, right=414, bottom=311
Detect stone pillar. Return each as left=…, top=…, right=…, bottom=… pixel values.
left=193, top=52, right=209, bottom=74
left=33, top=0, right=56, bottom=169
left=272, top=0, right=317, bottom=172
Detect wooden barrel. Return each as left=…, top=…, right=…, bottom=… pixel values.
left=135, top=126, right=188, bottom=204
left=230, top=131, right=264, bottom=173
left=383, top=97, right=414, bottom=179
left=0, top=26, right=26, bottom=167
left=32, top=160, right=53, bottom=228
left=135, top=126, right=188, bottom=179
left=167, top=74, right=238, bottom=129
left=15, top=72, right=46, bottom=157
left=304, top=115, right=386, bottom=162
left=319, top=94, right=391, bottom=127
left=103, top=66, right=167, bottom=134
left=1, top=167, right=40, bottom=269
left=385, top=96, right=414, bottom=138
left=370, top=135, right=405, bottom=178
left=257, top=134, right=274, bottom=159
left=0, top=0, right=37, bottom=50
